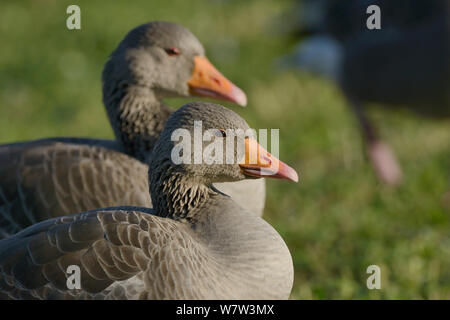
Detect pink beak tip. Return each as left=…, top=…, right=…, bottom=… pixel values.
left=288, top=168, right=299, bottom=183
left=232, top=85, right=247, bottom=107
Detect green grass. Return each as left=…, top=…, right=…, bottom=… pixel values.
left=1, top=0, right=449, bottom=299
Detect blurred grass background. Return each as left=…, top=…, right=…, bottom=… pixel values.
left=0, top=0, right=449, bottom=299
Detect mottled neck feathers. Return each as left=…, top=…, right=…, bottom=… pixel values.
left=104, top=83, right=172, bottom=161
left=149, top=158, right=214, bottom=221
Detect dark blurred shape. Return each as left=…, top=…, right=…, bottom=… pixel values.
left=284, top=0, right=446, bottom=40
left=279, top=0, right=450, bottom=185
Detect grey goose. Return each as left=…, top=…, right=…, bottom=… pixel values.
left=0, top=22, right=265, bottom=239
left=279, top=0, right=446, bottom=41
left=279, top=0, right=450, bottom=185
left=0, top=102, right=298, bottom=300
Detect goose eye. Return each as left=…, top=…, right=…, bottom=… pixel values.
left=215, top=129, right=227, bottom=138
left=164, top=47, right=181, bottom=56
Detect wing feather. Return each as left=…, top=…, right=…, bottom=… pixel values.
left=0, top=208, right=203, bottom=299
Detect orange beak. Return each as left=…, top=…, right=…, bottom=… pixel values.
left=188, top=56, right=247, bottom=106
left=238, top=138, right=299, bottom=182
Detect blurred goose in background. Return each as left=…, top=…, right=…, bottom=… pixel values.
left=0, top=102, right=298, bottom=300
left=279, top=0, right=446, bottom=40
left=0, top=22, right=266, bottom=239
left=278, top=0, right=450, bottom=185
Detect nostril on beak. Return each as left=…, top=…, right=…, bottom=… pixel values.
left=262, top=155, right=272, bottom=165
left=211, top=77, right=221, bottom=86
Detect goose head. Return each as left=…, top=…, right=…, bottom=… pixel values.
left=149, top=102, right=298, bottom=219
left=151, top=102, right=298, bottom=183
left=102, top=21, right=247, bottom=108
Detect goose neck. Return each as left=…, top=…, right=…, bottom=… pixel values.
left=104, top=84, right=172, bottom=162
left=149, top=160, right=214, bottom=222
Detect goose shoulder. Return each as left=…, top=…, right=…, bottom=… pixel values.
left=0, top=141, right=150, bottom=238
left=0, top=204, right=292, bottom=300
left=0, top=137, right=123, bottom=153
left=0, top=207, right=180, bottom=300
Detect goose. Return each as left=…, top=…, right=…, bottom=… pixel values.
left=281, top=0, right=446, bottom=40
left=0, top=22, right=265, bottom=239
left=0, top=102, right=298, bottom=300
left=279, top=0, right=449, bottom=185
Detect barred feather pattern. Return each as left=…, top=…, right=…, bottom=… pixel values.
left=0, top=142, right=150, bottom=239
left=0, top=203, right=293, bottom=300
left=148, top=158, right=213, bottom=222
